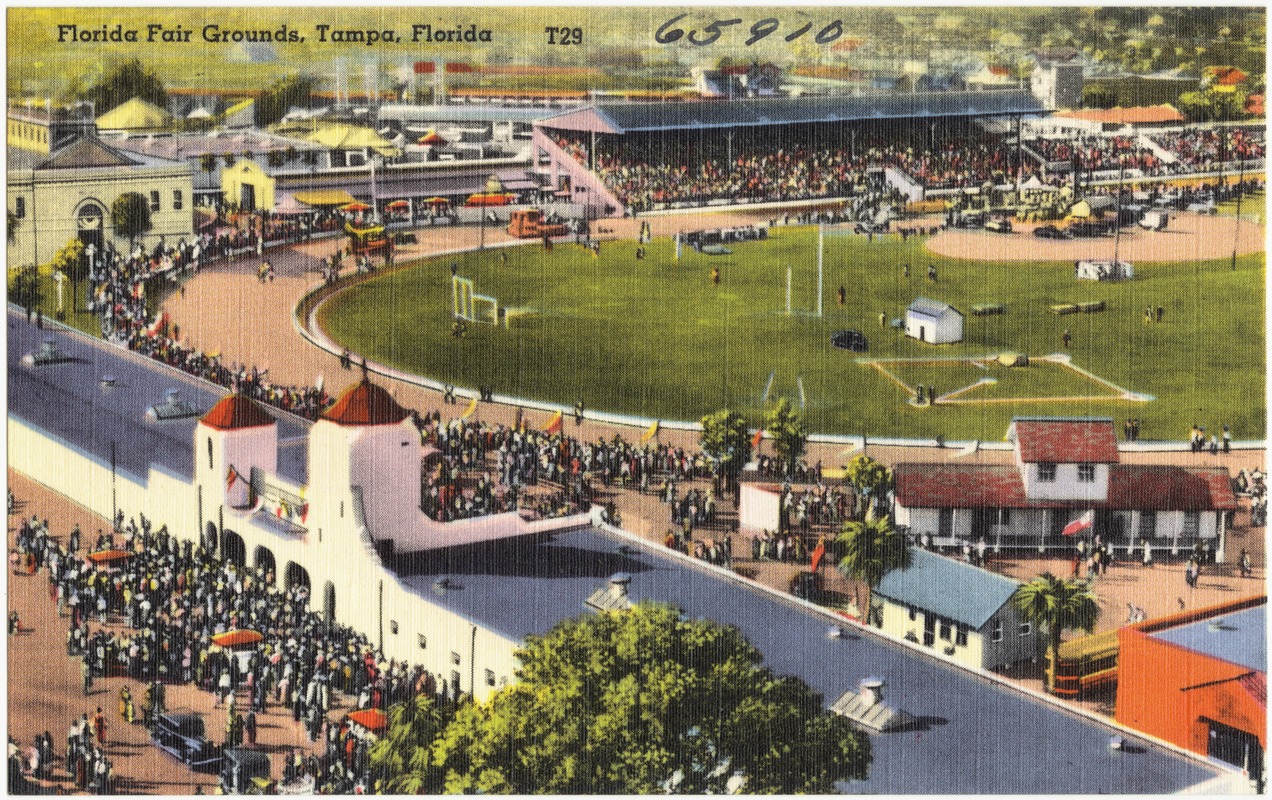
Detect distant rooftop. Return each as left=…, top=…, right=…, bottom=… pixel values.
left=1008, top=417, right=1120, bottom=464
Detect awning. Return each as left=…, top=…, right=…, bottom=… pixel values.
left=292, top=189, right=356, bottom=207
left=341, top=201, right=372, bottom=213
left=385, top=200, right=410, bottom=211
left=346, top=708, right=387, bottom=733
left=86, top=549, right=132, bottom=564
left=211, top=629, right=265, bottom=648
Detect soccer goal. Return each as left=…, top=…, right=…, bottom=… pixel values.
left=452, top=275, right=500, bottom=325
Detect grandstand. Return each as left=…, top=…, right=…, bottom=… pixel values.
left=531, top=91, right=1265, bottom=216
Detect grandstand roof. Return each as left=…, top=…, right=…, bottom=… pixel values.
left=538, top=90, right=1046, bottom=135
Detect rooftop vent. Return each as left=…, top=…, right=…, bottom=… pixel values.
left=146, top=389, right=202, bottom=421
left=584, top=572, right=633, bottom=613
left=830, top=677, right=916, bottom=733
left=22, top=337, right=74, bottom=368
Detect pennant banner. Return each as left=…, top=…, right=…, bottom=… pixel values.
left=640, top=420, right=660, bottom=443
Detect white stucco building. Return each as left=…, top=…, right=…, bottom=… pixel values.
left=905, top=297, right=963, bottom=344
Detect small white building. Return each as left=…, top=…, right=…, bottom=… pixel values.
left=1075, top=259, right=1134, bottom=281
left=905, top=298, right=964, bottom=345
left=873, top=548, right=1035, bottom=672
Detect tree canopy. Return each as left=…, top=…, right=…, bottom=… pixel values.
left=699, top=409, right=752, bottom=491
left=763, top=397, right=808, bottom=478
left=82, top=58, right=166, bottom=114
left=110, top=192, right=152, bottom=244
left=844, top=454, right=892, bottom=519
left=428, top=603, right=871, bottom=794
left=254, top=73, right=319, bottom=128
left=1013, top=572, right=1101, bottom=693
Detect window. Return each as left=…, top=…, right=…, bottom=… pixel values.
left=389, top=620, right=398, bottom=635
left=1077, top=463, right=1096, bottom=483
left=908, top=607, right=916, bottom=622
left=207, top=438, right=213, bottom=470
left=451, top=651, right=461, bottom=665
left=1038, top=463, right=1057, bottom=482
left=939, top=620, right=952, bottom=641
left=1182, top=512, right=1200, bottom=537
left=995, top=508, right=1011, bottom=526
left=955, top=626, right=968, bottom=647
left=417, top=634, right=427, bottom=650
left=13, top=197, right=24, bottom=218
left=991, top=618, right=1003, bottom=643
left=149, top=191, right=160, bottom=211
left=1138, top=511, right=1157, bottom=538
left=1019, top=622, right=1032, bottom=637
left=173, top=190, right=184, bottom=210
left=485, top=669, right=496, bottom=687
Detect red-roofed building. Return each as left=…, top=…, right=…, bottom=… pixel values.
left=894, top=417, right=1236, bottom=560
left=1052, top=104, right=1185, bottom=128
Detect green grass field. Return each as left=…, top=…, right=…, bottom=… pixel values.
left=317, top=227, right=1265, bottom=441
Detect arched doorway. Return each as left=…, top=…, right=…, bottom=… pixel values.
left=253, top=546, right=276, bottom=583
left=323, top=581, right=336, bottom=625
left=284, top=562, right=310, bottom=594
left=221, top=530, right=246, bottom=568
left=203, top=523, right=219, bottom=555
left=75, top=201, right=105, bottom=253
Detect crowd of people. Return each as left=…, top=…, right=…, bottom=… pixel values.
left=10, top=504, right=476, bottom=794
left=1026, top=135, right=1165, bottom=175
left=1150, top=126, right=1266, bottom=172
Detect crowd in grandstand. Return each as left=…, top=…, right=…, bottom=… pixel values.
left=551, top=124, right=1266, bottom=210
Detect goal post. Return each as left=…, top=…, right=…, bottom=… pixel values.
left=452, top=276, right=475, bottom=321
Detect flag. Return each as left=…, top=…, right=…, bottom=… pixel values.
left=462, top=397, right=478, bottom=419
left=640, top=420, right=659, bottom=443
left=226, top=465, right=238, bottom=489
left=810, top=537, right=827, bottom=573
left=299, top=504, right=309, bottom=524
left=544, top=411, right=563, bottom=435
left=1062, top=510, right=1094, bottom=537
left=751, top=428, right=765, bottom=449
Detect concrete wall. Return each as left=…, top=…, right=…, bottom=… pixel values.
left=904, top=311, right=961, bottom=344
left=878, top=596, right=1035, bottom=671
left=1021, top=462, right=1110, bottom=502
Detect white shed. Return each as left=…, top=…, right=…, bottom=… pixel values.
left=905, top=298, right=964, bottom=344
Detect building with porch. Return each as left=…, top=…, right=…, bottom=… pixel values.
left=893, top=417, right=1237, bottom=561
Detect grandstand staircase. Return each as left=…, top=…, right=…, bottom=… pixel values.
left=530, top=129, right=624, bottom=217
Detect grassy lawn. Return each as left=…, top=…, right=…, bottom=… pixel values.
left=318, top=226, right=1265, bottom=441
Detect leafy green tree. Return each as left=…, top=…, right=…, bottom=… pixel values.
left=199, top=153, right=217, bottom=175
left=368, top=694, right=450, bottom=793
left=763, top=397, right=807, bottom=478
left=844, top=454, right=892, bottom=520
left=1013, top=573, right=1101, bottom=693
left=110, top=192, right=151, bottom=245
left=699, top=409, right=751, bottom=499
left=432, top=603, right=871, bottom=794
left=83, top=58, right=166, bottom=114
left=836, top=515, right=909, bottom=626
left=1177, top=87, right=1250, bottom=122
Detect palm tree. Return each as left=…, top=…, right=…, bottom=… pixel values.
left=1013, top=573, right=1101, bottom=694
left=836, top=515, right=910, bottom=626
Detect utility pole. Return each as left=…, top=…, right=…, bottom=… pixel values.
left=817, top=222, right=824, bottom=318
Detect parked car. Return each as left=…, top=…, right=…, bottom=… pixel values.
left=151, top=711, right=222, bottom=772
left=984, top=218, right=1013, bottom=233
left=1033, top=225, right=1069, bottom=239
left=830, top=329, right=869, bottom=353
left=221, top=748, right=272, bottom=794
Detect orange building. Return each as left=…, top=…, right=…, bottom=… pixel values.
left=1116, top=595, right=1266, bottom=790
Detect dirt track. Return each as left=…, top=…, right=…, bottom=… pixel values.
left=926, top=212, right=1264, bottom=262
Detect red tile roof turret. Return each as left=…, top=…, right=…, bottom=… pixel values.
left=200, top=394, right=276, bottom=431
left=322, top=378, right=409, bottom=426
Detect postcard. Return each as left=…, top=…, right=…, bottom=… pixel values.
left=6, top=5, right=1266, bottom=795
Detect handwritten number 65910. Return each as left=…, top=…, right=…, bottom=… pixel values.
left=656, top=15, right=844, bottom=47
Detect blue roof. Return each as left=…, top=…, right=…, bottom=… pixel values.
left=10, top=307, right=1221, bottom=794
left=1151, top=604, right=1266, bottom=673
left=567, top=90, right=1045, bottom=134
left=395, top=533, right=1216, bottom=793
left=7, top=310, right=309, bottom=484
left=874, top=549, right=1018, bottom=629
